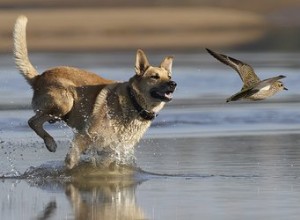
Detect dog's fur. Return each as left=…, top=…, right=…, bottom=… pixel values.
left=13, top=15, right=176, bottom=169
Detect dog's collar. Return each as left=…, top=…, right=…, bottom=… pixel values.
left=127, top=86, right=157, bottom=121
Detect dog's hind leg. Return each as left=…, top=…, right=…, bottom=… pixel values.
left=28, top=113, right=57, bottom=152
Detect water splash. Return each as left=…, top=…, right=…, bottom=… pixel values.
left=1, top=141, right=22, bottom=178
left=20, top=159, right=140, bottom=181
left=82, top=143, right=137, bottom=169
left=1, top=169, right=22, bottom=178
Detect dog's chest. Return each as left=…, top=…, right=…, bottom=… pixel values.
left=110, top=116, right=151, bottom=145
left=90, top=85, right=152, bottom=147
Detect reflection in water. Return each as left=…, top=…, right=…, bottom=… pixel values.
left=23, top=163, right=146, bottom=220
left=36, top=201, right=57, bottom=220
left=65, top=179, right=145, bottom=220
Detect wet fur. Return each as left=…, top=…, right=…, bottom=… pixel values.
left=13, top=15, right=176, bottom=169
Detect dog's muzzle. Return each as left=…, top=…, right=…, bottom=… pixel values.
left=150, top=80, right=177, bottom=102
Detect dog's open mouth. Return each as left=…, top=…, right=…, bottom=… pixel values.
left=151, top=90, right=174, bottom=102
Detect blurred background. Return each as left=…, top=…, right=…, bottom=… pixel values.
left=2, top=3, right=300, bottom=220
left=1, top=0, right=300, bottom=53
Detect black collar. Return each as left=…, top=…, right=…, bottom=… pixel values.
left=127, top=86, right=157, bottom=121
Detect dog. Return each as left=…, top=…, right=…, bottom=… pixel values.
left=13, top=15, right=176, bottom=169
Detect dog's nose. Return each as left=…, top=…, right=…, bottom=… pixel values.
left=168, top=81, right=177, bottom=89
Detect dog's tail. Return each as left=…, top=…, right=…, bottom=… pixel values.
left=13, top=15, right=38, bottom=86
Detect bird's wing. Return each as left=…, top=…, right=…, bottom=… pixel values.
left=226, top=87, right=259, bottom=102
left=254, top=75, right=286, bottom=90
left=226, top=75, right=286, bottom=102
left=206, top=48, right=261, bottom=89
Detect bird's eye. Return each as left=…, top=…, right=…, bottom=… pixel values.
left=151, top=74, right=160, bottom=80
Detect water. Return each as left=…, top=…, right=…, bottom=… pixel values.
left=1, top=52, right=300, bottom=219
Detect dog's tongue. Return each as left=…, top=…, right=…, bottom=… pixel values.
left=164, top=91, right=173, bottom=99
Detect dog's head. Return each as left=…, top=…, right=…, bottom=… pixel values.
left=130, top=49, right=176, bottom=110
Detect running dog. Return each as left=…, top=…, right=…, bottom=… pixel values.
left=13, top=15, right=176, bottom=169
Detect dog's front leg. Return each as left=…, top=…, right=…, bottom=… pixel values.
left=28, top=113, right=57, bottom=152
left=65, top=133, right=91, bottom=169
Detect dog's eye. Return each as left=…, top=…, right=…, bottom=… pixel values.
left=150, top=74, right=160, bottom=80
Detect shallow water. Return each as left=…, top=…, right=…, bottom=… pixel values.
left=1, top=52, right=300, bottom=219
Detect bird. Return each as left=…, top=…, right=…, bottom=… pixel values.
left=206, top=48, right=288, bottom=102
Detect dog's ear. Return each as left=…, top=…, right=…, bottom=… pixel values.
left=135, top=49, right=150, bottom=76
left=160, top=56, right=174, bottom=75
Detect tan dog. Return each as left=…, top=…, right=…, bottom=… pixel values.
left=13, top=15, right=176, bottom=169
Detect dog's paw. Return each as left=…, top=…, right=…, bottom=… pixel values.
left=44, top=136, right=57, bottom=152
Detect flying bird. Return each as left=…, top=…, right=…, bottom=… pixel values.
left=206, top=48, right=287, bottom=102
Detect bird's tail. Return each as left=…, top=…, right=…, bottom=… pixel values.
left=13, top=15, right=38, bottom=86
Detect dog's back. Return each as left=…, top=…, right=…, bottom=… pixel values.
left=13, top=15, right=116, bottom=152
left=13, top=16, right=115, bottom=128
left=34, top=66, right=115, bottom=128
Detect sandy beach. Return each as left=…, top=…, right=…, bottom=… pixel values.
left=0, top=7, right=266, bottom=52
left=1, top=0, right=300, bottom=52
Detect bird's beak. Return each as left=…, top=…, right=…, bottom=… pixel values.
left=284, top=87, right=288, bottom=91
